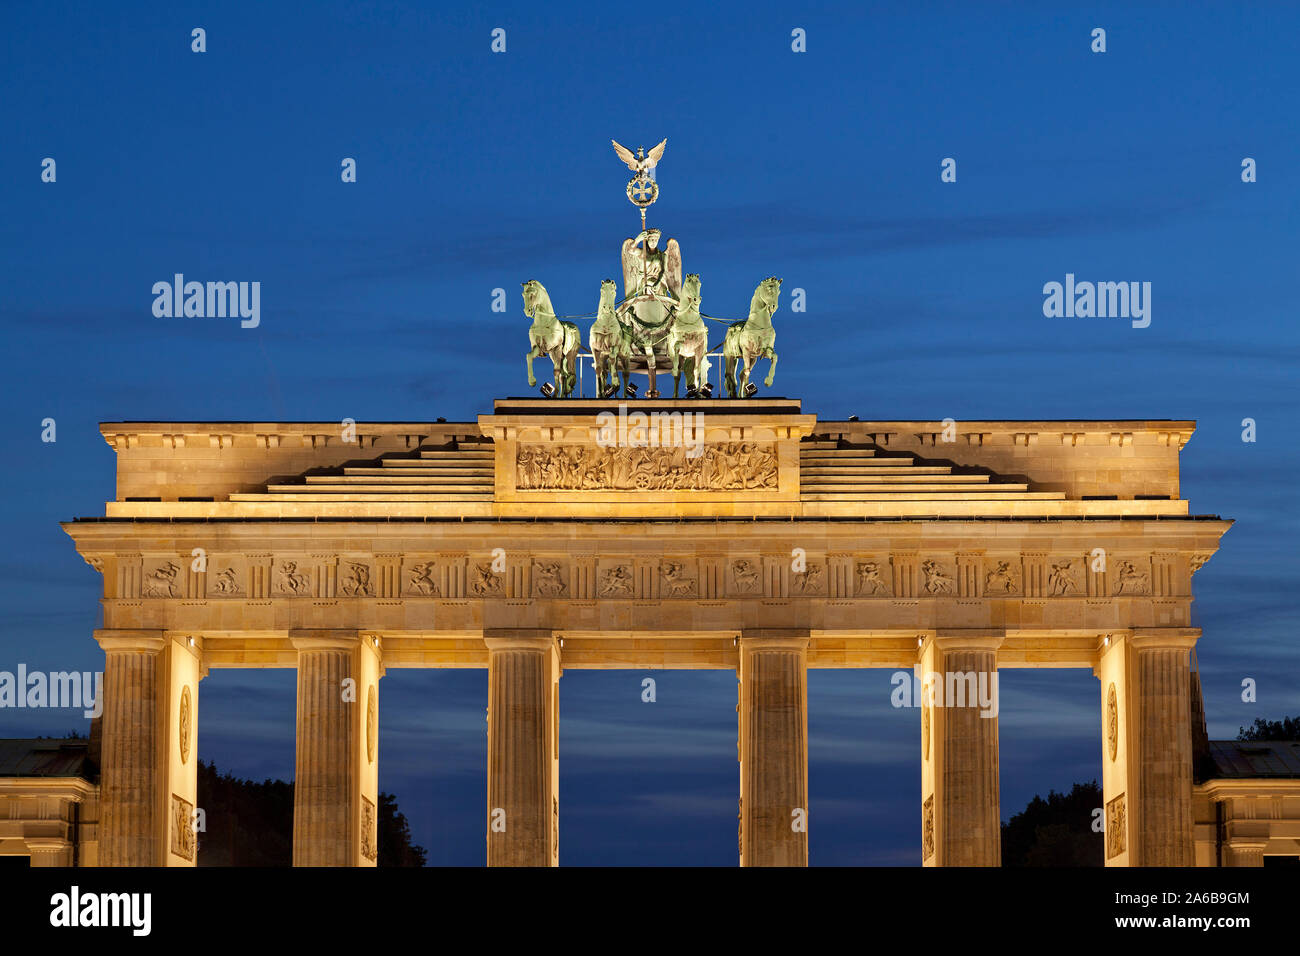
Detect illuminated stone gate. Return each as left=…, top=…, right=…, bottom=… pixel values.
left=62, top=399, right=1230, bottom=866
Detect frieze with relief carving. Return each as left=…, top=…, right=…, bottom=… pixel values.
left=516, top=443, right=777, bottom=491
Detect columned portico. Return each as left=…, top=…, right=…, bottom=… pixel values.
left=65, top=408, right=1231, bottom=866
left=291, top=629, right=383, bottom=867
left=918, top=631, right=1003, bottom=866
left=738, top=630, right=809, bottom=867
left=95, top=628, right=203, bottom=867
left=1096, top=628, right=1197, bottom=866
left=484, top=630, right=560, bottom=867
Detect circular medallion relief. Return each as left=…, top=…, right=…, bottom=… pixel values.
left=922, top=705, right=930, bottom=761
left=1107, top=683, right=1119, bottom=762
left=179, top=686, right=192, bottom=764
left=366, top=686, right=377, bottom=765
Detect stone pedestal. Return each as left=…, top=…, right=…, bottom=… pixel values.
left=96, top=629, right=203, bottom=867
left=918, top=631, right=1003, bottom=866
left=291, top=630, right=382, bottom=867
left=1096, top=628, right=1197, bottom=866
left=484, top=630, right=560, bottom=866
left=738, top=630, right=809, bottom=867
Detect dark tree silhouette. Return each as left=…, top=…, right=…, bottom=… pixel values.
left=1001, top=780, right=1103, bottom=866
left=195, top=760, right=426, bottom=866
left=1237, top=716, right=1300, bottom=741
left=378, top=791, right=427, bottom=867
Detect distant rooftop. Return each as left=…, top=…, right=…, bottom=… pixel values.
left=1206, top=740, right=1300, bottom=778
left=0, top=738, right=95, bottom=779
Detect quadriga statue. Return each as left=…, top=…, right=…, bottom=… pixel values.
left=523, top=279, right=580, bottom=398
left=723, top=277, right=781, bottom=397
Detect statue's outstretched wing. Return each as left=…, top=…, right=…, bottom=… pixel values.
left=664, top=238, right=682, bottom=299
left=611, top=140, right=639, bottom=172
left=620, top=238, right=642, bottom=299
left=645, top=138, right=667, bottom=169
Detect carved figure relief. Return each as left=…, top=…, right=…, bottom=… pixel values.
left=1106, top=793, right=1126, bottom=858
left=1107, top=683, right=1119, bottom=762
left=793, top=563, right=825, bottom=595
left=470, top=564, right=503, bottom=596
left=922, top=795, right=935, bottom=860
left=361, top=795, right=377, bottom=862
left=171, top=794, right=195, bottom=861
left=598, top=565, right=634, bottom=597
left=340, top=562, right=372, bottom=597
left=855, top=561, right=890, bottom=596
left=516, top=443, right=777, bottom=491
left=1113, top=560, right=1150, bottom=596
left=406, top=561, right=439, bottom=596
left=533, top=561, right=568, bottom=597
left=921, top=560, right=954, bottom=595
left=730, top=559, right=760, bottom=594
left=1048, top=560, right=1079, bottom=596
left=984, top=561, right=1018, bottom=594
left=212, top=567, right=241, bottom=594
left=179, top=686, right=192, bottom=765
left=276, top=561, right=311, bottom=595
left=660, top=561, right=698, bottom=597
left=143, top=562, right=180, bottom=597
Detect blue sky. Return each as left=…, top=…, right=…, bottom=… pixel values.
left=1, top=1, right=1297, bottom=865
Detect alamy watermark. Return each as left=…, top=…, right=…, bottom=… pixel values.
left=891, top=669, right=999, bottom=718
left=1042, top=273, right=1150, bottom=328
left=0, top=665, right=102, bottom=718
left=152, top=274, right=260, bottom=328
left=596, top=403, right=704, bottom=458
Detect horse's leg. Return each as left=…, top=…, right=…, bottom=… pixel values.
left=764, top=348, right=778, bottom=388
left=644, top=344, right=657, bottom=397
left=550, top=346, right=563, bottom=394
left=670, top=343, right=682, bottom=399
left=724, top=355, right=737, bottom=398
left=565, top=347, right=578, bottom=396
left=526, top=344, right=539, bottom=388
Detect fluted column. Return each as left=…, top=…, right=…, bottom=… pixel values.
left=484, top=629, right=559, bottom=867
left=96, top=630, right=165, bottom=866
left=738, top=630, right=809, bottom=867
left=1097, top=629, right=1196, bottom=866
left=292, top=630, right=382, bottom=867
left=918, top=631, right=1003, bottom=867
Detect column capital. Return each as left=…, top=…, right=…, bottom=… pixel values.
left=24, top=838, right=69, bottom=853
left=94, top=628, right=166, bottom=654
left=740, top=628, right=810, bottom=651
left=290, top=628, right=362, bottom=653
left=484, top=628, right=555, bottom=652
left=931, top=629, right=1005, bottom=653
left=1128, top=627, right=1200, bottom=651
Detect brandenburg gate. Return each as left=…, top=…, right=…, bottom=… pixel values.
left=63, top=401, right=1229, bottom=866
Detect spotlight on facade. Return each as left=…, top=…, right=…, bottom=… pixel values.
left=685, top=385, right=699, bottom=399
left=700, top=383, right=713, bottom=398
left=744, top=382, right=758, bottom=398
left=625, top=381, right=638, bottom=398
left=540, top=382, right=555, bottom=397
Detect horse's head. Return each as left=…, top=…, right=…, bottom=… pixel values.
left=681, top=273, right=701, bottom=308
left=522, top=279, right=551, bottom=319
left=598, top=278, right=617, bottom=311
left=753, top=277, right=782, bottom=317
